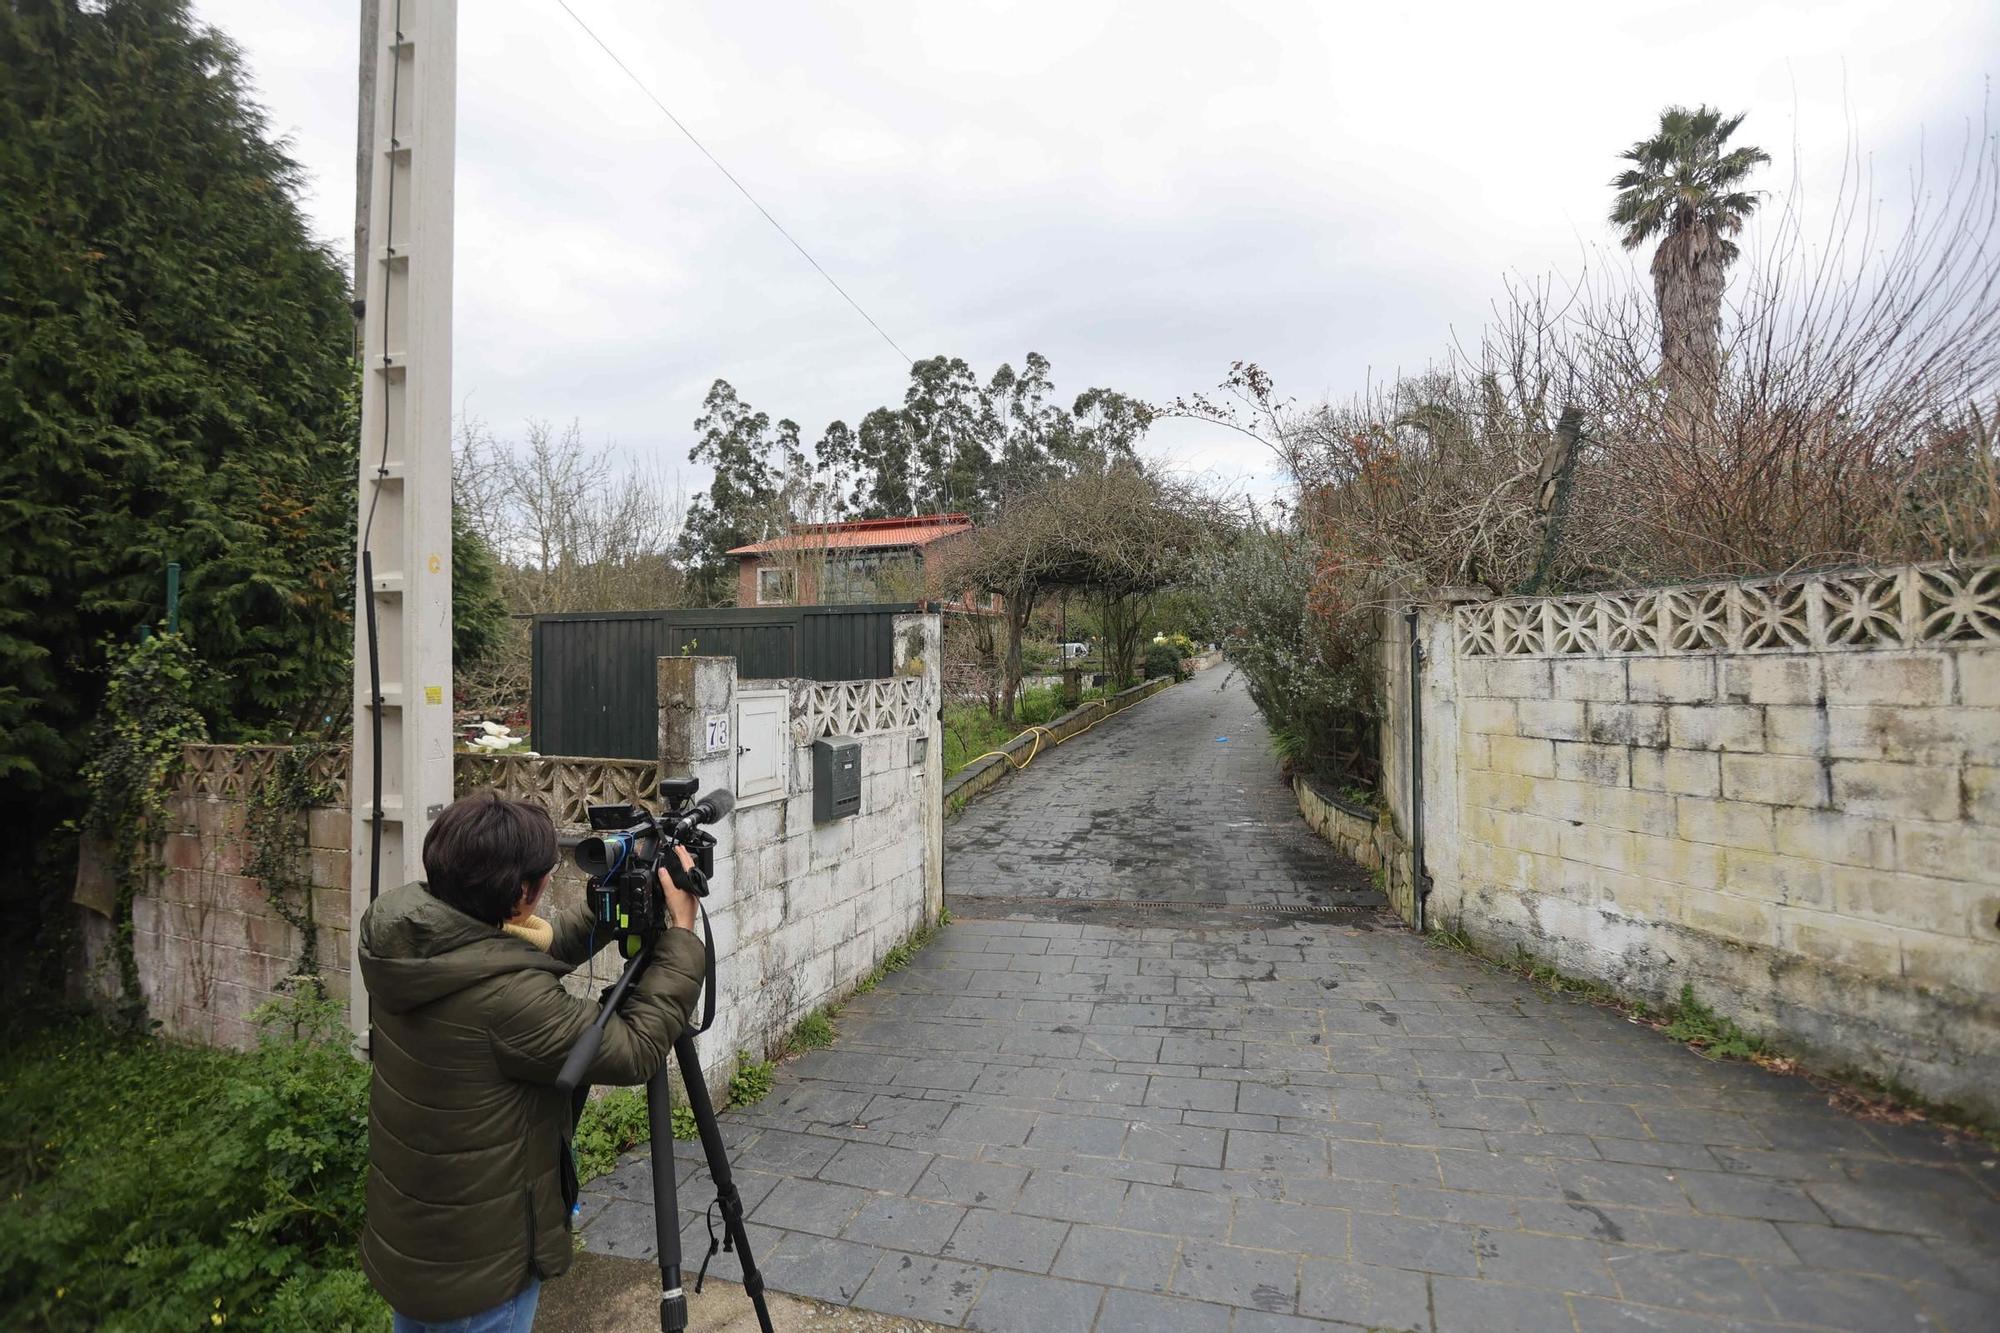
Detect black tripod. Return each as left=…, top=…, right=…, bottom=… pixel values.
left=558, top=939, right=773, bottom=1333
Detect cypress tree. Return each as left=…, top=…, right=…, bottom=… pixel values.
left=0, top=0, right=356, bottom=976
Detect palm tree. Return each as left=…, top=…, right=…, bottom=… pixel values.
left=1611, top=106, right=1769, bottom=434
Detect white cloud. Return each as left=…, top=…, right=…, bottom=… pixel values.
left=196, top=0, right=1997, bottom=505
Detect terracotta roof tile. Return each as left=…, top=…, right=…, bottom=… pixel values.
left=728, top=513, right=973, bottom=556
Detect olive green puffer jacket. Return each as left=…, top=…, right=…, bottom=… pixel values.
left=357, top=882, right=706, bottom=1322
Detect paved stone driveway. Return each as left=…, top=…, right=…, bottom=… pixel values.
left=580, top=673, right=1999, bottom=1331
left=946, top=670, right=1381, bottom=909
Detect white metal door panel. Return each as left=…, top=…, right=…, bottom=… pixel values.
left=736, top=690, right=788, bottom=804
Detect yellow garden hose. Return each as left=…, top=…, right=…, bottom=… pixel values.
left=966, top=725, right=1057, bottom=772
left=963, top=692, right=1132, bottom=773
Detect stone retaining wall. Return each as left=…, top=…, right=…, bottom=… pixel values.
left=1292, top=778, right=1399, bottom=881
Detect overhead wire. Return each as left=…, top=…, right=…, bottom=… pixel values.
left=549, top=0, right=914, bottom=368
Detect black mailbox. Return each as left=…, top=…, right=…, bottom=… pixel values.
left=813, top=735, right=862, bottom=822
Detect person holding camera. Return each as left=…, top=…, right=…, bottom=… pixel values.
left=356, top=789, right=706, bottom=1331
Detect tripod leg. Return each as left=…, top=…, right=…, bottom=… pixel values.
left=675, top=1034, right=774, bottom=1333
left=647, top=1065, right=690, bottom=1333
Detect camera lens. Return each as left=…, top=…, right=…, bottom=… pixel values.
left=574, top=831, right=628, bottom=877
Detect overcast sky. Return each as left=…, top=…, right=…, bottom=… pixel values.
left=194, top=0, right=1997, bottom=503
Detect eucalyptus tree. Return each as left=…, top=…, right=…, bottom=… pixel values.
left=677, top=380, right=783, bottom=602
left=1610, top=105, right=1769, bottom=433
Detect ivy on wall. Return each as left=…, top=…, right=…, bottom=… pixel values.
left=80, top=633, right=209, bottom=1024
left=243, top=743, right=338, bottom=982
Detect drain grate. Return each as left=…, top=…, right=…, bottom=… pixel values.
left=951, top=894, right=1384, bottom=918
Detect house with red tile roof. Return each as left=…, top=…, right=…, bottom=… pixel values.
left=727, top=513, right=997, bottom=610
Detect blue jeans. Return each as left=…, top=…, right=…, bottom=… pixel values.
left=393, top=1279, right=540, bottom=1333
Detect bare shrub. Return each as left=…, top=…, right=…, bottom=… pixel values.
left=454, top=418, right=689, bottom=718
left=1175, top=124, right=1998, bottom=783
left=1197, top=123, right=2000, bottom=599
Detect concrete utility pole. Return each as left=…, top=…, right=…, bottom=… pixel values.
left=353, top=0, right=378, bottom=348
left=350, top=0, right=458, bottom=1038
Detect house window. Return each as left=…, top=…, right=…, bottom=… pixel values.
left=757, top=566, right=795, bottom=605
left=826, top=554, right=882, bottom=604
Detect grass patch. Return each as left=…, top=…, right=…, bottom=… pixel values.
left=942, top=683, right=1114, bottom=777
left=1429, top=926, right=1476, bottom=954
left=1514, top=946, right=1626, bottom=1005
left=1662, top=983, right=1763, bottom=1059
left=854, top=918, right=944, bottom=994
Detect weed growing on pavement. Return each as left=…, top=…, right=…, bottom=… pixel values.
left=1663, top=983, right=1764, bottom=1059
left=854, top=919, right=942, bottom=994
left=574, top=1087, right=651, bottom=1180
left=1423, top=926, right=1998, bottom=1143
left=1428, top=926, right=1476, bottom=954
left=1515, top=946, right=1625, bottom=1004
left=726, top=1052, right=776, bottom=1107
left=788, top=1009, right=837, bottom=1053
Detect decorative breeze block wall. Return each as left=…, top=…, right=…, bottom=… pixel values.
left=1425, top=558, right=2000, bottom=1120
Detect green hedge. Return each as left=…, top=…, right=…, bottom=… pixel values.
left=0, top=992, right=385, bottom=1331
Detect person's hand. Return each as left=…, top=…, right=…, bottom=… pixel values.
left=658, top=847, right=699, bottom=933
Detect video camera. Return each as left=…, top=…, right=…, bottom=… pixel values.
left=574, top=777, right=734, bottom=954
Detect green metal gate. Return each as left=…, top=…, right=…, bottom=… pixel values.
left=529, top=605, right=914, bottom=759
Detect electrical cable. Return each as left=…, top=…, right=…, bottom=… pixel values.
left=361, top=0, right=405, bottom=908
left=549, top=0, right=913, bottom=368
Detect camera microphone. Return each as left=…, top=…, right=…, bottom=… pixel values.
left=672, top=788, right=734, bottom=836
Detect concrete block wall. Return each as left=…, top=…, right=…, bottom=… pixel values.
left=657, top=622, right=943, bottom=1084
left=1421, top=561, right=2000, bottom=1119
left=76, top=789, right=352, bottom=1049
left=77, top=618, right=944, bottom=1076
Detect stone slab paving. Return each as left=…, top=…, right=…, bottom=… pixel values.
left=580, top=673, right=2000, bottom=1330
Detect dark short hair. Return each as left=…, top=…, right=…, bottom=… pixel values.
left=422, top=790, right=558, bottom=925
